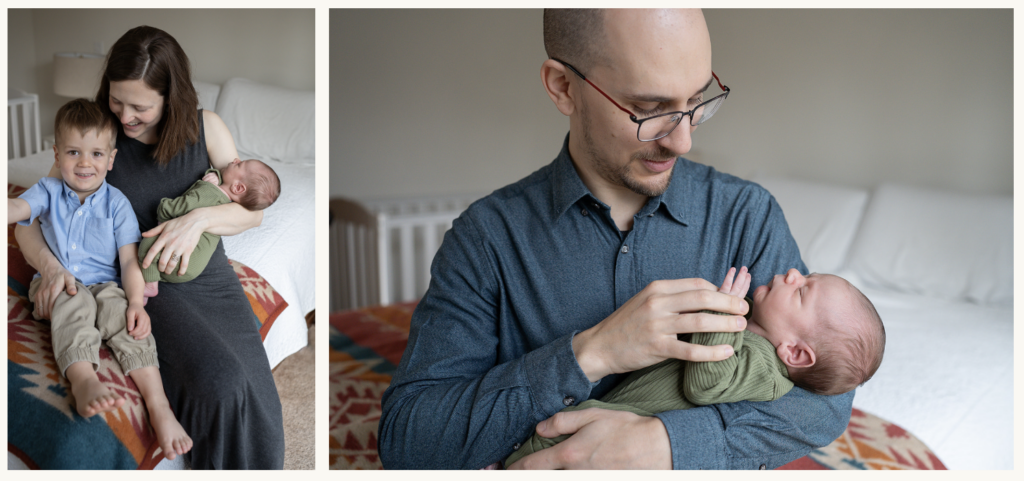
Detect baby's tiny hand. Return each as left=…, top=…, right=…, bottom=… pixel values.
left=719, top=266, right=751, bottom=298
left=201, top=172, right=220, bottom=185
left=126, top=303, right=151, bottom=340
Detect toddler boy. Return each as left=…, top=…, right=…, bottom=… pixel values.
left=506, top=266, right=885, bottom=466
left=7, top=99, right=192, bottom=461
left=138, top=158, right=280, bottom=299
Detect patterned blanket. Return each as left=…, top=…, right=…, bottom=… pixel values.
left=8, top=183, right=289, bottom=469
left=328, top=302, right=946, bottom=470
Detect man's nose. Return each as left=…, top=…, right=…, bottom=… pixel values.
left=655, top=121, right=694, bottom=156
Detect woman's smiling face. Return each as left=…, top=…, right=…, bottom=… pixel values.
left=109, top=79, right=165, bottom=145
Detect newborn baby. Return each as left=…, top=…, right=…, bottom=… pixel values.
left=138, top=158, right=280, bottom=300
left=505, top=266, right=885, bottom=467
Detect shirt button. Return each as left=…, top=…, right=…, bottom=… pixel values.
left=759, top=464, right=767, bottom=470
left=621, top=245, right=629, bottom=254
left=513, top=443, right=521, bottom=451
left=77, top=211, right=83, bottom=216
left=73, top=266, right=79, bottom=272
left=563, top=396, right=575, bottom=406
left=581, top=208, right=588, bottom=216
left=72, top=243, right=77, bottom=250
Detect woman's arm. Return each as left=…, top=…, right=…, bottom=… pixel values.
left=14, top=163, right=77, bottom=318
left=139, top=110, right=262, bottom=275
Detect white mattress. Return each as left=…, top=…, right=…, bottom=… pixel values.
left=6, top=151, right=314, bottom=368
left=843, top=275, right=1013, bottom=470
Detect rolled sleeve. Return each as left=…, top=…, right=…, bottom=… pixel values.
left=16, top=180, right=54, bottom=226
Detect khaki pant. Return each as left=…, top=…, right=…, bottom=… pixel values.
left=29, top=278, right=159, bottom=376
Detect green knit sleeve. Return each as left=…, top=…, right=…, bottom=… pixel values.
left=683, top=330, right=792, bottom=405
left=156, top=179, right=231, bottom=223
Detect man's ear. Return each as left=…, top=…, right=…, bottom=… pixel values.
left=777, top=340, right=816, bottom=369
left=540, top=59, right=576, bottom=117
left=231, top=181, right=246, bottom=196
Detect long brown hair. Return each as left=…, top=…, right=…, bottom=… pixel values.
left=95, top=26, right=199, bottom=165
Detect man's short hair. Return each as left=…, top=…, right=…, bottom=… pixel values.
left=790, top=281, right=885, bottom=396
left=238, top=160, right=281, bottom=211
left=543, top=9, right=606, bottom=71
left=54, top=99, right=117, bottom=150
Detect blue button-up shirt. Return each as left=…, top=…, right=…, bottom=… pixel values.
left=379, top=134, right=853, bottom=469
left=18, top=177, right=141, bottom=286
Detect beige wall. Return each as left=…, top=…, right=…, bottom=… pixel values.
left=330, top=9, right=1012, bottom=199
left=10, top=9, right=314, bottom=139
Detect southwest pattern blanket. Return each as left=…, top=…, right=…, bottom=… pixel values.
left=328, top=301, right=946, bottom=470
left=8, top=183, right=288, bottom=470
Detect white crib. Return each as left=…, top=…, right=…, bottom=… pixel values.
left=329, top=193, right=482, bottom=311
left=7, top=89, right=42, bottom=160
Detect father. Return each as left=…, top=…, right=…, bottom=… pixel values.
left=378, top=9, right=853, bottom=469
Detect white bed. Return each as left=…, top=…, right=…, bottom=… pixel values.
left=7, top=78, right=314, bottom=470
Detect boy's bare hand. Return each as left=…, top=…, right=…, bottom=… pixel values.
left=127, top=303, right=151, bottom=340
left=201, top=172, right=220, bottom=184
left=719, top=266, right=751, bottom=298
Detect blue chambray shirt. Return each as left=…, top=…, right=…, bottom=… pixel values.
left=18, top=177, right=141, bottom=285
left=379, top=134, right=854, bottom=469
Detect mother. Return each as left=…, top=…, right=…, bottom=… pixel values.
left=16, top=26, right=285, bottom=469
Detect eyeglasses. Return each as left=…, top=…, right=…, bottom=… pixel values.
left=554, top=59, right=730, bottom=142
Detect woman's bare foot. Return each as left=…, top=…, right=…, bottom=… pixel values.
left=66, top=363, right=125, bottom=417
left=148, top=402, right=192, bottom=460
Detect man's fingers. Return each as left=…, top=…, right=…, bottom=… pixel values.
left=669, top=340, right=735, bottom=362
left=536, top=409, right=598, bottom=438
left=655, top=287, right=748, bottom=318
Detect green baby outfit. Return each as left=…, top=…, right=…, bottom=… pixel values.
left=504, top=302, right=793, bottom=467
left=138, top=169, right=230, bottom=283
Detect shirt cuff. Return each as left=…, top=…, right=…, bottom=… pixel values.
left=655, top=407, right=727, bottom=470
left=521, top=331, right=594, bottom=416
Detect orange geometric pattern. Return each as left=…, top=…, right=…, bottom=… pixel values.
left=806, top=407, right=946, bottom=470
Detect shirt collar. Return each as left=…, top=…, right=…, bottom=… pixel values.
left=550, top=131, right=689, bottom=226
left=61, top=179, right=109, bottom=207
left=550, top=132, right=595, bottom=219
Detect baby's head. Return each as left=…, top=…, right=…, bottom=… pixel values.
left=218, top=158, right=280, bottom=211
left=747, top=269, right=885, bottom=396
left=52, top=99, right=118, bottom=199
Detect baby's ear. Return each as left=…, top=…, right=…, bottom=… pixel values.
left=777, top=340, right=816, bottom=369
left=231, top=181, right=246, bottom=195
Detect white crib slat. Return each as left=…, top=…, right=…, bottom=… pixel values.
left=420, top=223, right=437, bottom=294
left=398, top=224, right=415, bottom=302
left=10, top=106, right=22, bottom=159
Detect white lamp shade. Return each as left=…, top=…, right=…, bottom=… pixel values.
left=53, top=53, right=105, bottom=98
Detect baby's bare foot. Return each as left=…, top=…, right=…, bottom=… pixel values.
left=149, top=403, right=192, bottom=460
left=71, top=376, right=125, bottom=418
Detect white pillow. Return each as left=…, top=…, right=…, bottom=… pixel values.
left=213, top=78, right=314, bottom=165
left=846, top=183, right=1012, bottom=305
left=193, top=80, right=221, bottom=112
left=753, top=176, right=869, bottom=273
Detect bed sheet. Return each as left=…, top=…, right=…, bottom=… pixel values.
left=844, top=277, right=1013, bottom=470
left=6, top=151, right=313, bottom=368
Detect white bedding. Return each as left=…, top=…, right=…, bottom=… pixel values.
left=842, top=276, right=1013, bottom=470
left=6, top=150, right=314, bottom=368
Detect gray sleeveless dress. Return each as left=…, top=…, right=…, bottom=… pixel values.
left=106, top=110, right=284, bottom=469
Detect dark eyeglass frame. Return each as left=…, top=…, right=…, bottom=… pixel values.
left=554, top=58, right=730, bottom=142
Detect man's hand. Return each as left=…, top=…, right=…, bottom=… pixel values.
left=126, top=302, right=151, bottom=340
left=572, top=278, right=749, bottom=382
left=507, top=408, right=671, bottom=469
